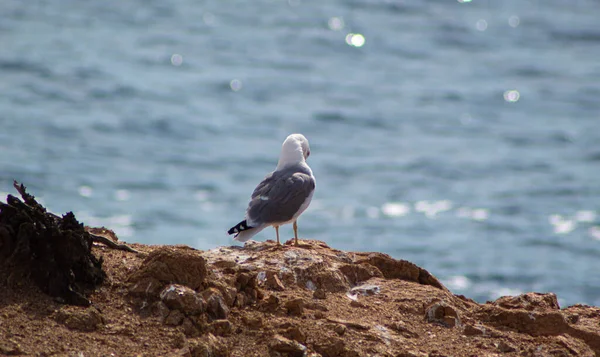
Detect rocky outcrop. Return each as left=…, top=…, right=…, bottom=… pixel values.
left=1, top=238, right=600, bottom=356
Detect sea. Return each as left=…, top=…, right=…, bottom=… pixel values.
left=1, top=0, right=599, bottom=306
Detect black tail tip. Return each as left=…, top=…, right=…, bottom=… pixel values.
left=228, top=220, right=251, bottom=235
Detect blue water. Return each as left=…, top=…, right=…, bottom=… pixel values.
left=1, top=0, right=599, bottom=306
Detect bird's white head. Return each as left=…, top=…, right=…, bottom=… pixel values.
left=277, top=133, right=311, bottom=170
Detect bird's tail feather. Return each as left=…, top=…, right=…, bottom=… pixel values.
left=228, top=220, right=265, bottom=242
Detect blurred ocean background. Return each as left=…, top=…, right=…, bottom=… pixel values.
left=1, top=0, right=599, bottom=306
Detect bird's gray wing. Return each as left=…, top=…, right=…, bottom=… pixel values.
left=246, top=169, right=315, bottom=225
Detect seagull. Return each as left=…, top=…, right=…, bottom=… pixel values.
left=228, top=134, right=316, bottom=246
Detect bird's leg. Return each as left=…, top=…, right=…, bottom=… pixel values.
left=293, top=221, right=299, bottom=246
left=275, top=225, right=280, bottom=245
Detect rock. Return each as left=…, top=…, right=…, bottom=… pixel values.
left=314, top=337, right=345, bottom=357
left=164, top=309, right=185, bottom=326
left=266, top=272, right=286, bottom=291
left=268, top=335, right=307, bottom=357
left=496, top=340, right=516, bottom=353
left=182, top=317, right=201, bottom=337
left=260, top=294, right=280, bottom=313
left=285, top=298, right=305, bottom=316
left=189, top=333, right=230, bottom=357
left=478, top=305, right=569, bottom=336
left=566, top=313, right=579, bottom=324
left=153, top=301, right=171, bottom=321
left=313, top=289, right=327, bottom=300
left=386, top=321, right=419, bottom=338
left=209, top=319, right=233, bottom=336
left=356, top=253, right=447, bottom=291
left=493, top=292, right=560, bottom=311
left=128, top=247, right=207, bottom=297
left=396, top=351, right=428, bottom=357
left=242, top=314, right=264, bottom=330
left=202, top=288, right=229, bottom=321
left=0, top=340, right=24, bottom=355
left=280, top=325, right=307, bottom=344
left=160, top=284, right=206, bottom=315
left=338, top=263, right=383, bottom=285
left=291, top=259, right=349, bottom=293
left=425, top=301, right=461, bottom=328
left=334, top=324, right=347, bottom=336
left=326, top=317, right=370, bottom=331
left=306, top=301, right=328, bottom=312
left=349, top=284, right=380, bottom=296
left=350, top=300, right=366, bottom=308
left=54, top=306, right=104, bottom=332
left=211, top=280, right=238, bottom=307
left=463, top=324, right=485, bottom=336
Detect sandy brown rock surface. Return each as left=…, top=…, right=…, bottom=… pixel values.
left=1, top=238, right=600, bottom=357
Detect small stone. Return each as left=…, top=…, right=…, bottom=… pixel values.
left=236, top=272, right=252, bottom=289
left=314, top=337, right=345, bottom=357
left=212, top=281, right=238, bottom=307
left=153, top=301, right=171, bottom=321
left=567, top=313, right=579, bottom=324
left=209, top=319, right=233, bottom=337
left=425, top=301, right=461, bottom=328
left=54, top=307, right=104, bottom=332
left=260, top=294, right=280, bottom=313
left=160, top=284, right=206, bottom=315
left=386, top=321, right=419, bottom=338
left=313, top=311, right=326, bottom=319
left=182, top=317, right=200, bottom=337
left=202, top=288, right=229, bottom=321
left=496, top=341, right=516, bottom=353
left=171, top=331, right=186, bottom=349
left=350, top=300, right=366, bottom=308
left=334, top=324, right=347, bottom=336
left=463, top=324, right=485, bottom=336
left=268, top=335, right=307, bottom=357
left=266, top=273, right=286, bottom=291
left=242, top=315, right=263, bottom=330
left=313, top=289, right=326, bottom=300
left=396, top=351, right=428, bottom=357
left=349, top=284, right=380, bottom=296
left=189, top=333, right=230, bottom=357
left=164, top=309, right=185, bottom=326
left=0, top=340, right=23, bottom=355
left=285, top=298, right=305, bottom=316
left=306, top=301, right=328, bottom=312
left=282, top=326, right=307, bottom=344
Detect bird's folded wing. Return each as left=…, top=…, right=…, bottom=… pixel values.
left=247, top=172, right=315, bottom=225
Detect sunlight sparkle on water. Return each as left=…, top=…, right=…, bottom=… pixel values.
left=230, top=79, right=243, bottom=91
left=170, top=54, right=183, bottom=66
left=328, top=17, right=344, bottom=31
left=575, top=210, right=596, bottom=223
left=444, top=275, right=471, bottom=291
left=589, top=227, right=600, bottom=241
left=476, top=19, right=488, bottom=31
left=471, top=208, right=489, bottom=221
left=345, top=33, right=365, bottom=47
left=504, top=90, right=520, bottom=102
left=115, top=189, right=130, bottom=201
left=381, top=202, right=410, bottom=217
left=194, top=190, right=210, bottom=202
left=78, top=185, right=93, bottom=197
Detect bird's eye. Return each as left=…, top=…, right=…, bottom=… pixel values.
left=306, top=150, right=310, bottom=158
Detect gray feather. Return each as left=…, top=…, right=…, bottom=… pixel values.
left=246, top=164, right=315, bottom=225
